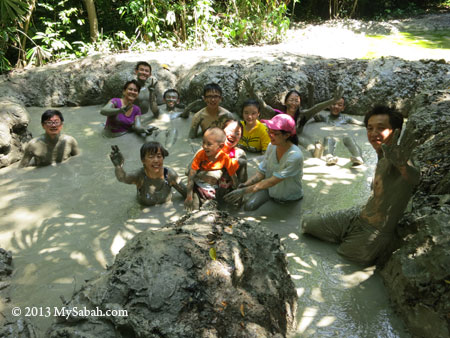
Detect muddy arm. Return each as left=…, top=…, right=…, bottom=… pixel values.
left=244, top=78, right=275, bottom=116
left=180, top=99, right=204, bottom=118
left=168, top=168, right=187, bottom=198
left=188, top=114, right=202, bottom=139
left=184, top=168, right=198, bottom=210
left=381, top=129, right=420, bottom=185
left=18, top=143, right=34, bottom=168
left=147, top=78, right=160, bottom=118
left=110, top=145, right=139, bottom=185
left=100, top=101, right=131, bottom=117
left=70, top=138, right=81, bottom=156
left=302, top=85, right=344, bottom=122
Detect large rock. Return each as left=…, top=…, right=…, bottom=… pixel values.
left=49, top=208, right=297, bottom=337
left=380, top=90, right=450, bottom=338
left=0, top=99, right=32, bottom=168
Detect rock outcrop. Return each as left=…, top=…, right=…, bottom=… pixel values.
left=49, top=208, right=298, bottom=337
left=380, top=90, right=450, bottom=338
left=0, top=98, right=31, bottom=168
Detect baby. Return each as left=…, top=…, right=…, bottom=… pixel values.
left=185, top=127, right=239, bottom=210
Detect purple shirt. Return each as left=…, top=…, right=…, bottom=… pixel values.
left=105, top=98, right=142, bottom=133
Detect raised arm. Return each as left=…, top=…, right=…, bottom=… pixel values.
left=244, top=78, right=275, bottom=117
left=180, top=98, right=204, bottom=118
left=301, top=85, right=344, bottom=123
left=381, top=129, right=420, bottom=185
left=146, top=77, right=160, bottom=118
left=188, top=113, right=202, bottom=139
left=345, top=116, right=365, bottom=126
left=100, top=100, right=132, bottom=117
left=110, top=145, right=139, bottom=185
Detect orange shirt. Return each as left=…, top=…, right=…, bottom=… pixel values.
left=191, top=150, right=239, bottom=176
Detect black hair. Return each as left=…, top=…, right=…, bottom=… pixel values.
left=223, top=119, right=243, bottom=138
left=241, top=99, right=260, bottom=114
left=203, top=83, right=222, bottom=96
left=135, top=61, right=151, bottom=72
left=140, top=142, right=169, bottom=160
left=163, top=89, right=179, bottom=99
left=282, top=90, right=302, bottom=121
left=123, top=80, right=141, bottom=92
left=280, top=130, right=299, bottom=146
left=364, top=105, right=404, bottom=131
left=41, top=110, right=64, bottom=124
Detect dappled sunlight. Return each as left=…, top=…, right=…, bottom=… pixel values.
left=297, top=306, right=318, bottom=334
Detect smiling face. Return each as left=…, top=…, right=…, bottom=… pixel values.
left=202, top=131, right=223, bottom=159
left=242, top=105, right=259, bottom=128
left=223, top=121, right=242, bottom=148
left=330, top=98, right=345, bottom=116
left=366, top=114, right=394, bottom=153
left=123, top=83, right=140, bottom=103
left=164, top=92, right=179, bottom=109
left=135, top=65, right=151, bottom=82
left=268, top=128, right=288, bottom=146
left=203, top=89, right=222, bottom=109
left=42, top=115, right=63, bottom=138
left=285, top=92, right=301, bottom=111
left=141, top=149, right=164, bottom=175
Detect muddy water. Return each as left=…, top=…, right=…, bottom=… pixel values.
left=0, top=106, right=409, bottom=337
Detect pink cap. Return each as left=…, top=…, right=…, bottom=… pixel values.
left=261, top=114, right=296, bottom=135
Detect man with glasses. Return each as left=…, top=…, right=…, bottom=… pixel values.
left=188, top=83, right=234, bottom=139
left=18, top=110, right=80, bottom=167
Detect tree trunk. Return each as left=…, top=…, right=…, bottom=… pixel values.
left=17, top=0, right=36, bottom=67
left=82, top=0, right=99, bottom=42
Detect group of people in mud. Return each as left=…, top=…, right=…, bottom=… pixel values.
left=17, top=60, right=420, bottom=266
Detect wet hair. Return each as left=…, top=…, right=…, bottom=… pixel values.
left=140, top=142, right=169, bottom=160
left=163, top=89, right=179, bottom=99
left=135, top=61, right=151, bottom=72
left=280, top=130, right=299, bottom=146
left=203, top=83, right=222, bottom=97
left=223, top=119, right=243, bottom=139
left=123, top=80, right=141, bottom=92
left=204, top=127, right=226, bottom=144
left=41, top=110, right=64, bottom=124
left=241, top=99, right=260, bottom=114
left=364, top=105, right=404, bottom=131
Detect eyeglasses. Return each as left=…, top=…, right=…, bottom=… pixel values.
left=204, top=95, right=221, bottom=100
left=44, top=121, right=62, bottom=126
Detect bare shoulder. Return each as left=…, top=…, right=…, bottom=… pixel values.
left=166, top=167, right=179, bottom=180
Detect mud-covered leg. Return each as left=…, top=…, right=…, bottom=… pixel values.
left=343, top=136, right=364, bottom=165
left=323, top=136, right=338, bottom=165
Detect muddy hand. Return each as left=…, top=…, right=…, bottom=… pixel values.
left=120, top=103, right=133, bottom=114
left=244, top=77, right=256, bottom=96
left=145, top=125, right=159, bottom=135
left=110, top=145, right=124, bottom=167
left=333, top=85, right=344, bottom=101
left=146, top=77, right=158, bottom=91
left=184, top=195, right=194, bottom=211
left=224, top=188, right=245, bottom=204
left=381, top=129, right=410, bottom=167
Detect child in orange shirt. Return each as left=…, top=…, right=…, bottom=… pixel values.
left=185, top=127, right=239, bottom=210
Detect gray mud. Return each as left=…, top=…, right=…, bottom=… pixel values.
left=0, top=105, right=409, bottom=337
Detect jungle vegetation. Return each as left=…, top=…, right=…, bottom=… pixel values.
left=0, top=0, right=448, bottom=73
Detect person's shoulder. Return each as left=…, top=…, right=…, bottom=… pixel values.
left=166, top=167, right=178, bottom=179
left=60, top=133, right=77, bottom=141
left=194, top=107, right=207, bottom=116
left=288, top=144, right=303, bottom=158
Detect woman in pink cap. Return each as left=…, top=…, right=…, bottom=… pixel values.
left=224, top=114, right=303, bottom=211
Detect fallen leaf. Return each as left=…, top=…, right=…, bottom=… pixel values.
left=206, top=269, right=211, bottom=275
left=240, top=304, right=245, bottom=317
left=209, top=247, right=217, bottom=260
left=445, top=280, right=450, bottom=284
left=221, top=301, right=228, bottom=307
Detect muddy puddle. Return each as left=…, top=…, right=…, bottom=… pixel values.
left=0, top=105, right=409, bottom=337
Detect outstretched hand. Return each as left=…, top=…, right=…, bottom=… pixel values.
left=333, top=85, right=344, bottom=101
left=146, top=77, right=158, bottom=91
left=110, top=145, right=124, bottom=167
left=145, top=125, right=159, bottom=135
left=381, top=129, right=419, bottom=168
left=224, top=188, right=246, bottom=204
left=243, top=77, right=256, bottom=96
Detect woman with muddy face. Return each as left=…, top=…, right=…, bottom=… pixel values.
left=100, top=80, right=158, bottom=138
left=224, top=114, right=303, bottom=211
left=217, top=120, right=248, bottom=198
left=109, top=142, right=187, bottom=206
left=244, top=78, right=343, bottom=147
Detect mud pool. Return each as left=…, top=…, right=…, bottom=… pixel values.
left=0, top=105, right=410, bottom=337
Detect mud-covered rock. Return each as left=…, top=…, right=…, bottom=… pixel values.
left=0, top=99, right=32, bottom=168
left=0, top=248, right=12, bottom=278
left=380, top=90, right=450, bottom=338
left=48, top=209, right=297, bottom=337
